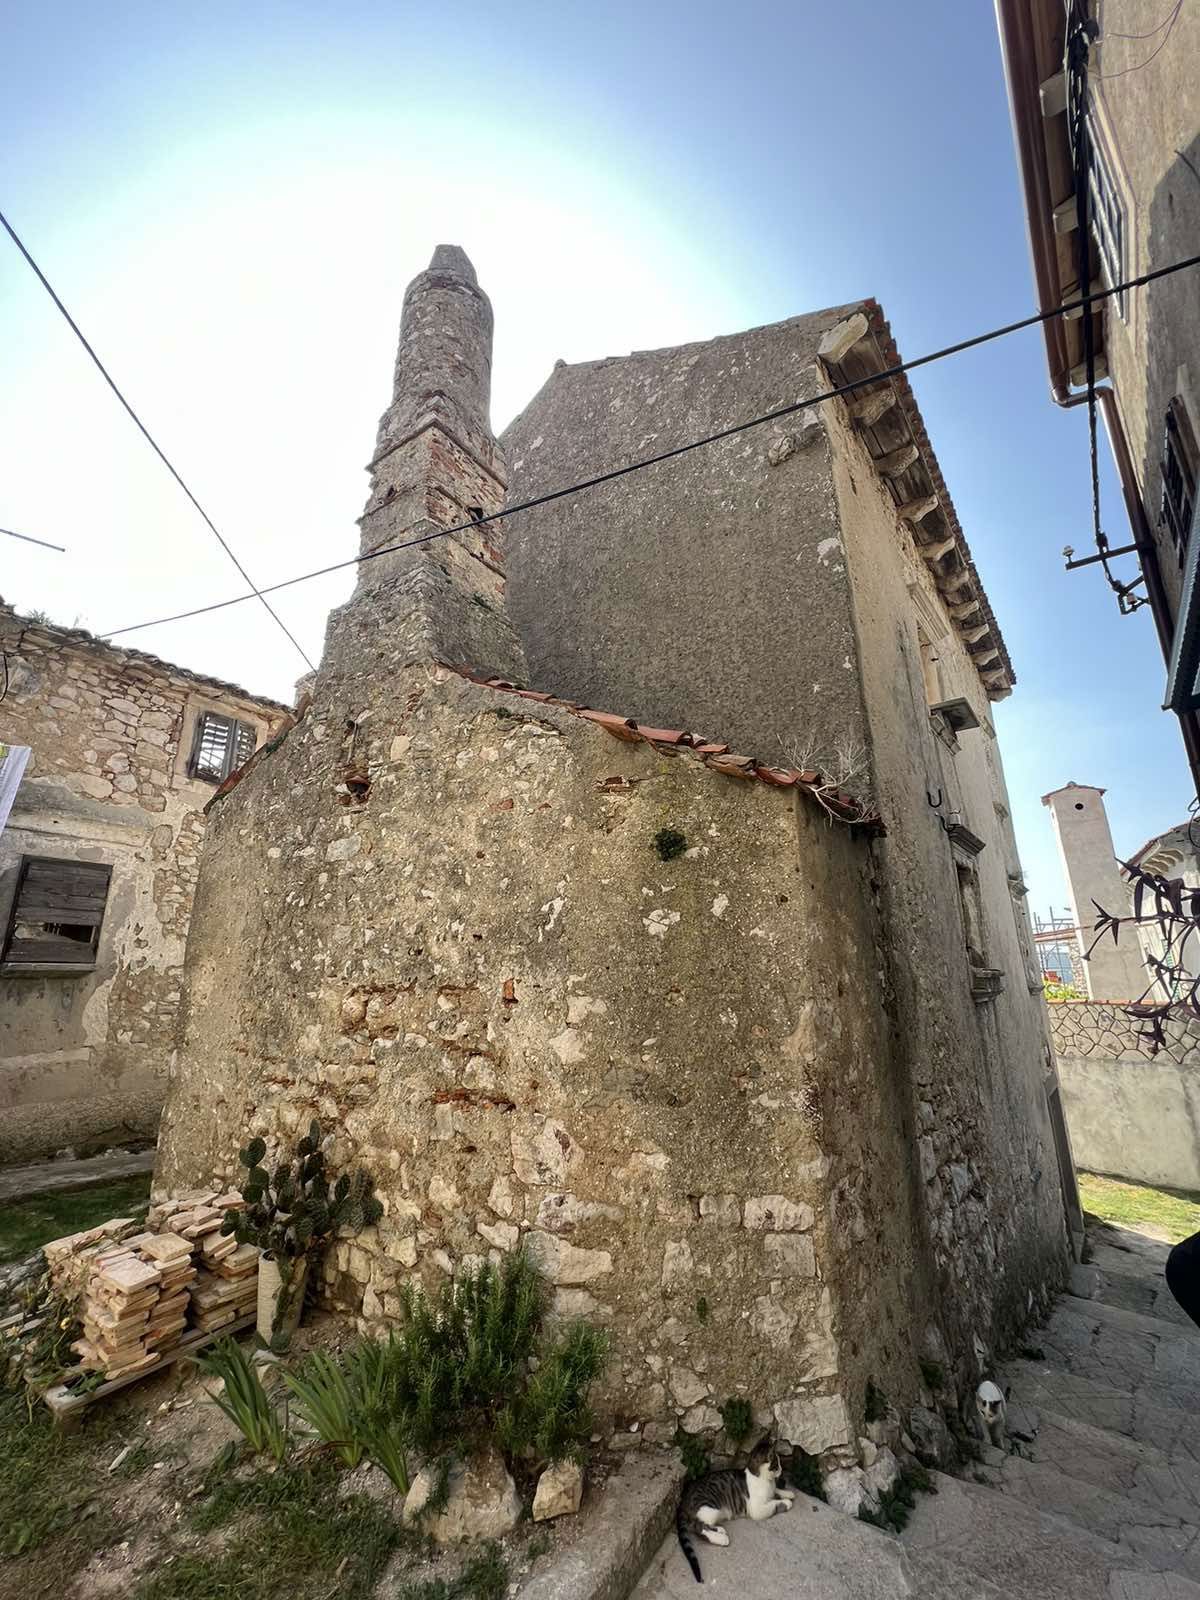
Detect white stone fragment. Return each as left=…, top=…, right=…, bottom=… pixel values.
left=532, top=1458, right=584, bottom=1521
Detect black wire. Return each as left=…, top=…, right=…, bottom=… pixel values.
left=99, top=248, right=1200, bottom=643
left=1, top=525, right=66, bottom=552
left=0, top=208, right=315, bottom=671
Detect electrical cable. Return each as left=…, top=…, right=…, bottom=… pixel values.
left=1095, top=0, right=1186, bottom=76
left=99, top=248, right=1200, bottom=643
left=1, top=526, right=65, bottom=552
left=0, top=207, right=315, bottom=671
left=1066, top=5, right=1147, bottom=612
left=1103, top=0, right=1182, bottom=40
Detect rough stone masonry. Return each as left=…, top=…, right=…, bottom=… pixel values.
left=158, top=248, right=1069, bottom=1470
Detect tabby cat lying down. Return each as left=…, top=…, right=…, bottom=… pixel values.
left=676, top=1439, right=794, bottom=1582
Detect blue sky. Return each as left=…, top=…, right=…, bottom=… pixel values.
left=2, top=0, right=1192, bottom=910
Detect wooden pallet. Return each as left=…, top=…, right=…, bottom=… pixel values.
left=42, top=1313, right=255, bottom=1429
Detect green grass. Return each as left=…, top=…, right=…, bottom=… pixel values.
left=0, top=1387, right=127, bottom=1567
left=1078, top=1171, right=1200, bottom=1245
left=0, top=1175, right=152, bottom=1266
left=139, top=1458, right=405, bottom=1600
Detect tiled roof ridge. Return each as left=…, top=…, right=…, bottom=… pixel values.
left=446, top=664, right=884, bottom=834
left=0, top=600, right=293, bottom=715
left=859, top=300, right=1016, bottom=689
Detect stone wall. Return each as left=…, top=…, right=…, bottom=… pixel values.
left=158, top=655, right=929, bottom=1455
left=1049, top=1001, right=1200, bottom=1191
left=0, top=606, right=289, bottom=1162
left=823, top=386, right=1073, bottom=1372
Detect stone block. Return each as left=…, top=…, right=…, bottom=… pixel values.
left=526, top=1230, right=613, bottom=1285
left=743, top=1196, right=814, bottom=1231
left=699, top=1193, right=741, bottom=1226
left=764, top=1233, right=816, bottom=1277
left=403, top=1446, right=520, bottom=1543
left=660, top=1239, right=693, bottom=1290
left=774, top=1393, right=853, bottom=1454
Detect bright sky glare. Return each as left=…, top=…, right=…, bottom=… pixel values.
left=2, top=0, right=1193, bottom=913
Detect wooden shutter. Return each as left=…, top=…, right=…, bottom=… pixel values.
left=2, top=856, right=112, bottom=967
left=233, top=720, right=257, bottom=772
left=189, top=712, right=234, bottom=782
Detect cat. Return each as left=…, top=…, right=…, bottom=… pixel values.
left=975, top=1379, right=1008, bottom=1448
left=676, top=1438, right=794, bottom=1583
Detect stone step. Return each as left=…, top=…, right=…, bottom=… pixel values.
left=631, top=1487, right=1007, bottom=1599
left=1073, top=1264, right=1196, bottom=1333
left=973, top=1445, right=1200, bottom=1582
left=631, top=1470, right=1200, bottom=1600
left=901, top=1470, right=1200, bottom=1599
left=1004, top=1359, right=1200, bottom=1464
left=1089, top=1224, right=1174, bottom=1277
left=1034, top=1300, right=1200, bottom=1413
left=1000, top=1395, right=1200, bottom=1520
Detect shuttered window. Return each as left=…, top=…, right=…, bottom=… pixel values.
left=1, top=856, right=112, bottom=969
left=1161, top=399, right=1199, bottom=565
left=187, top=711, right=257, bottom=783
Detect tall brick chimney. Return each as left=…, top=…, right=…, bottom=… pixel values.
left=346, top=246, right=526, bottom=683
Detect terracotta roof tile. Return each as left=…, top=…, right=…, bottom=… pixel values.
left=445, top=664, right=883, bottom=833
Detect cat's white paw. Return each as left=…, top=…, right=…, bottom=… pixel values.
left=779, top=1488, right=796, bottom=1502
left=700, top=1527, right=730, bottom=1546
left=773, top=1499, right=792, bottom=1514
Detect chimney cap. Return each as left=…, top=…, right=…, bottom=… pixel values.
left=427, top=244, right=478, bottom=285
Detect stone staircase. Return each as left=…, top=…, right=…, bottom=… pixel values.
left=634, top=1220, right=1200, bottom=1598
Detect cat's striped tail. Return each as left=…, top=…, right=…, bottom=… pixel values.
left=676, top=1508, right=703, bottom=1583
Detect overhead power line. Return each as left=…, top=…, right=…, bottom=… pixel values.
left=0, top=207, right=315, bottom=671
left=100, top=249, right=1200, bottom=645
left=1, top=525, right=65, bottom=552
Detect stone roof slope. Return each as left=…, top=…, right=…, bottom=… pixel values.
left=0, top=597, right=292, bottom=715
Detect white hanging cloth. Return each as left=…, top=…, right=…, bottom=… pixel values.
left=0, top=743, right=31, bottom=836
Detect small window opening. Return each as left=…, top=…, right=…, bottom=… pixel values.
left=188, top=711, right=257, bottom=784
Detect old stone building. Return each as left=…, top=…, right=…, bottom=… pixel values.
left=157, top=248, right=1071, bottom=1465
left=0, top=601, right=290, bottom=1163
left=997, top=0, right=1200, bottom=783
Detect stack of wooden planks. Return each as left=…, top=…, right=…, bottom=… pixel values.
left=43, top=1189, right=260, bottom=1381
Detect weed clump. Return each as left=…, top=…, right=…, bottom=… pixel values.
left=653, top=828, right=688, bottom=861
left=719, top=1397, right=754, bottom=1445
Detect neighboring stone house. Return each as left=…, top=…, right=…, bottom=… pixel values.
left=0, top=601, right=291, bottom=1163
left=157, top=248, right=1071, bottom=1467
left=997, top=0, right=1200, bottom=785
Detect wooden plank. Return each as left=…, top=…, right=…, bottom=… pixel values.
left=42, top=1313, right=256, bottom=1427
left=6, top=935, right=97, bottom=964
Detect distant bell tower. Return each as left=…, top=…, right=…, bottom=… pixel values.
left=1042, top=782, right=1147, bottom=1001
left=344, top=245, right=526, bottom=684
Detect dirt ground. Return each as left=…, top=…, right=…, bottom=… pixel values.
left=1, top=1313, right=604, bottom=1600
